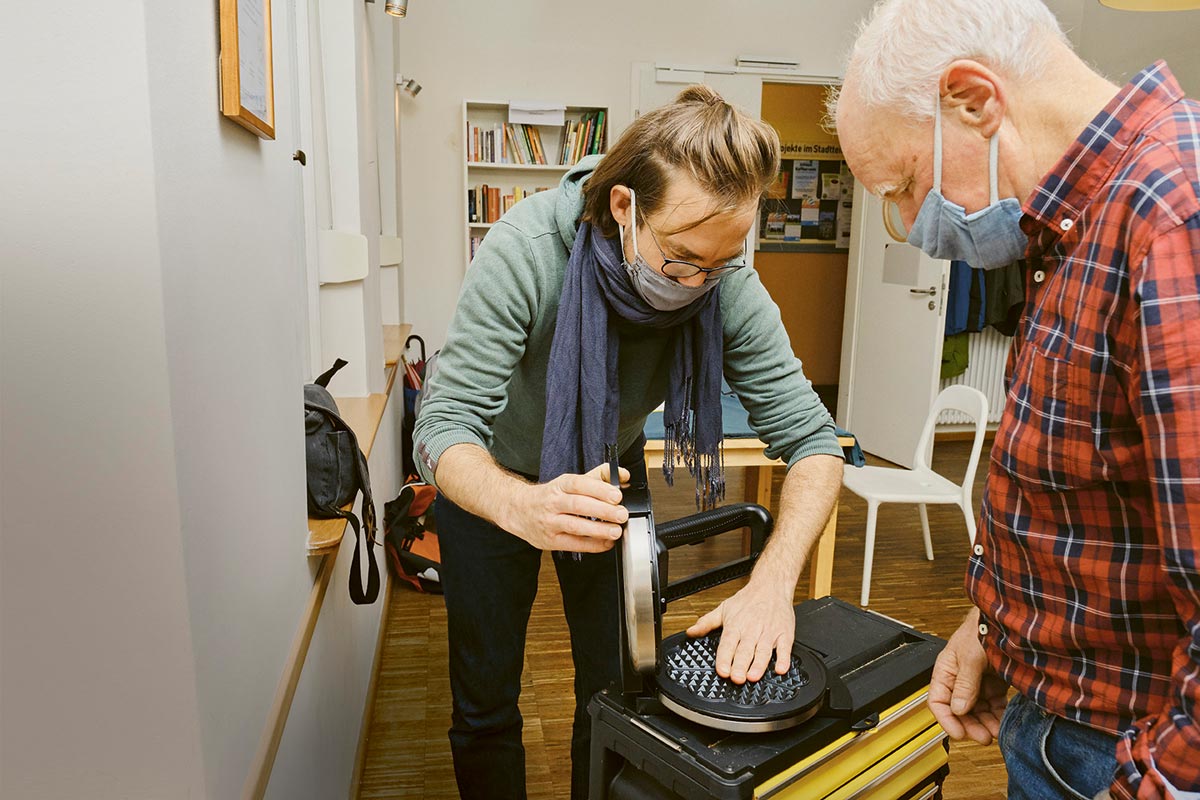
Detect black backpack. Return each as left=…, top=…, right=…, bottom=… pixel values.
left=304, top=359, right=380, bottom=605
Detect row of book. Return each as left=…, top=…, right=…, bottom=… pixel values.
left=466, top=122, right=550, bottom=165
left=556, top=110, right=605, bottom=166
left=468, top=184, right=550, bottom=224
left=464, top=112, right=607, bottom=166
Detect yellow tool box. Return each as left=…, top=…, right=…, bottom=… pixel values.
left=755, top=690, right=947, bottom=799
left=588, top=596, right=949, bottom=799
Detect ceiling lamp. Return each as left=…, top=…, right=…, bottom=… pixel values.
left=1098, top=1, right=1200, bottom=9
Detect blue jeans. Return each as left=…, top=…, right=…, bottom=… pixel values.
left=435, top=458, right=643, bottom=800
left=999, top=691, right=1119, bottom=800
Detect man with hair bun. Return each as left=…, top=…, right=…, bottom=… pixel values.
left=833, top=1, right=1200, bottom=797
left=414, top=86, right=844, bottom=799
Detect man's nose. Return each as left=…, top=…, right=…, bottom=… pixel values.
left=677, top=273, right=706, bottom=288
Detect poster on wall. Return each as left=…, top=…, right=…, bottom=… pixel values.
left=219, top=0, right=276, bottom=139
left=790, top=160, right=819, bottom=201
left=760, top=157, right=853, bottom=246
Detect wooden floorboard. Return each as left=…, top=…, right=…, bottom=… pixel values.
left=357, top=441, right=1008, bottom=798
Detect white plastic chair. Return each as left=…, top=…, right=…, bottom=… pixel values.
left=842, top=385, right=989, bottom=606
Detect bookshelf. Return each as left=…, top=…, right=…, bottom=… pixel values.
left=463, top=100, right=609, bottom=266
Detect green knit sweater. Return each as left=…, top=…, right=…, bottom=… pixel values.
left=413, top=156, right=840, bottom=486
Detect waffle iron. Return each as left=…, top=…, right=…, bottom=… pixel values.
left=615, top=478, right=845, bottom=733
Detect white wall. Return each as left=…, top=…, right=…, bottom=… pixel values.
left=1077, top=3, right=1200, bottom=94
left=2, top=2, right=399, bottom=798
left=140, top=0, right=319, bottom=797
left=1, top=5, right=207, bottom=798
left=394, top=0, right=880, bottom=347
left=1044, top=0, right=1087, bottom=43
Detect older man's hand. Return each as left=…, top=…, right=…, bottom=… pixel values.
left=929, top=608, right=1008, bottom=745
left=687, top=578, right=795, bottom=684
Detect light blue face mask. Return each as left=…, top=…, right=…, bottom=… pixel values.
left=906, top=98, right=1028, bottom=270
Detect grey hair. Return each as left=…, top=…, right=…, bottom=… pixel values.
left=827, top=0, right=1069, bottom=123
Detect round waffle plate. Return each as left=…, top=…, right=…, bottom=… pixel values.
left=620, top=516, right=658, bottom=673
left=655, top=630, right=828, bottom=732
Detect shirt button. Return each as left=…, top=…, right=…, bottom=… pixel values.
left=978, top=623, right=989, bottom=636
left=1033, top=270, right=1046, bottom=284
left=1060, top=218, right=1074, bottom=231
left=973, top=543, right=984, bottom=556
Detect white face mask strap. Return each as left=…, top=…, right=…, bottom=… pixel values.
left=988, top=132, right=1000, bottom=206
left=933, top=97, right=943, bottom=194
left=628, top=188, right=639, bottom=258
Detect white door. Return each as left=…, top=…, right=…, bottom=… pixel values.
left=631, top=64, right=763, bottom=269
left=837, top=185, right=948, bottom=467
left=286, top=0, right=325, bottom=378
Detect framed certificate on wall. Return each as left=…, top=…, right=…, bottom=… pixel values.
left=219, top=0, right=275, bottom=139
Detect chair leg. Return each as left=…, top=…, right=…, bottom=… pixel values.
left=861, top=501, right=879, bottom=607
left=962, top=502, right=977, bottom=545
left=918, top=504, right=934, bottom=561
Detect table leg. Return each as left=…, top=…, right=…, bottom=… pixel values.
left=807, top=505, right=837, bottom=599
left=743, top=465, right=774, bottom=551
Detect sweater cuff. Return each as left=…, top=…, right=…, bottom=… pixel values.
left=414, top=428, right=487, bottom=487
left=784, top=427, right=844, bottom=470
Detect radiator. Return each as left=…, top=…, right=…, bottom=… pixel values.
left=938, top=328, right=1011, bottom=425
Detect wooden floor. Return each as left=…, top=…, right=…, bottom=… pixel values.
left=358, top=440, right=1008, bottom=799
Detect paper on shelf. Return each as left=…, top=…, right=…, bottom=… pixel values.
left=509, top=102, right=566, bottom=127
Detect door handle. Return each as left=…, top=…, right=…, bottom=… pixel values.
left=909, top=287, right=937, bottom=296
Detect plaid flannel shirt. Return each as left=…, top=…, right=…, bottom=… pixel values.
left=965, top=62, right=1200, bottom=799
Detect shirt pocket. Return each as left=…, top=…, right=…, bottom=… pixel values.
left=992, top=345, right=1102, bottom=493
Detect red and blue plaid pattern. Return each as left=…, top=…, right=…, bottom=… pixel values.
left=966, top=62, right=1200, bottom=798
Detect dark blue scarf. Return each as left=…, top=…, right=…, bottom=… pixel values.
left=539, top=221, right=725, bottom=508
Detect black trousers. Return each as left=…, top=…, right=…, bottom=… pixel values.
left=434, top=455, right=644, bottom=800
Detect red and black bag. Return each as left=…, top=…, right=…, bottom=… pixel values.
left=383, top=480, right=442, bottom=594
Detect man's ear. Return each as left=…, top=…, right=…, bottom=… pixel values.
left=610, top=185, right=632, bottom=228
left=940, top=60, right=1005, bottom=138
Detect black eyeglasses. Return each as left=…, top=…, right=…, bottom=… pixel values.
left=636, top=209, right=748, bottom=280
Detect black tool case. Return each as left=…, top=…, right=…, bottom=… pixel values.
left=589, top=597, right=950, bottom=800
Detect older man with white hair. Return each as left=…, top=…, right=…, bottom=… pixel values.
left=833, top=1, right=1200, bottom=798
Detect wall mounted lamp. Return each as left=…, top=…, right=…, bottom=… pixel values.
left=395, top=75, right=422, bottom=97
left=365, top=0, right=410, bottom=17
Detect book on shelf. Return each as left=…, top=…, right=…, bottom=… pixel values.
left=468, top=184, right=551, bottom=225
left=488, top=186, right=501, bottom=222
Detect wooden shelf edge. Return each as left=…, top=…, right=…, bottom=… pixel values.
left=242, top=551, right=336, bottom=800
left=466, top=161, right=573, bottom=171
left=383, top=323, right=413, bottom=368
left=307, top=516, right=349, bottom=555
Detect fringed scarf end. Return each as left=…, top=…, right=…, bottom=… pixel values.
left=692, top=441, right=726, bottom=510
left=664, top=401, right=726, bottom=511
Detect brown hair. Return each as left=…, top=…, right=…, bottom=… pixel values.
left=581, top=85, right=781, bottom=237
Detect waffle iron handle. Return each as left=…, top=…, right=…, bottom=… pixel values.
left=655, top=502, right=773, bottom=554
left=656, top=503, right=774, bottom=606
